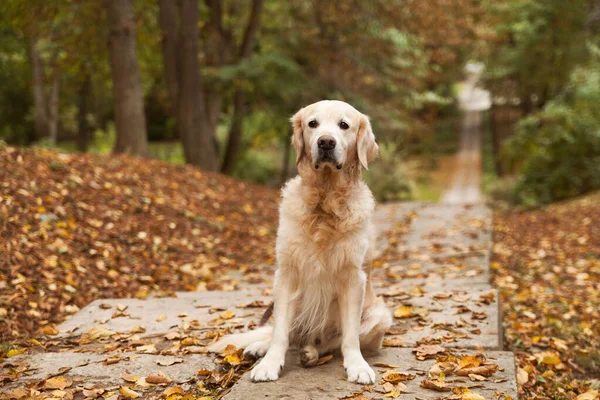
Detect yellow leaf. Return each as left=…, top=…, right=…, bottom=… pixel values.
left=463, top=392, right=486, bottom=400
left=7, top=348, right=26, bottom=358
left=393, top=306, right=413, bottom=318
left=458, top=355, right=483, bottom=370
left=576, top=390, right=599, bottom=400
left=43, top=377, right=72, bottom=390
left=42, top=324, right=59, bottom=335
left=221, top=310, right=235, bottom=320
left=121, top=372, right=140, bottom=383
left=541, top=354, right=561, bottom=365
left=119, top=386, right=141, bottom=399
left=382, top=370, right=416, bottom=383
left=163, top=387, right=184, bottom=397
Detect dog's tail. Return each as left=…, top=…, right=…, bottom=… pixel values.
left=206, top=326, right=273, bottom=353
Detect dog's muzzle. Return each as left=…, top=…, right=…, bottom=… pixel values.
left=315, top=135, right=342, bottom=170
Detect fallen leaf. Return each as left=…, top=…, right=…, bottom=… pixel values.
left=156, top=358, right=184, bottom=366
left=43, top=377, right=72, bottom=390
left=382, top=370, right=416, bottom=383
left=145, top=371, right=172, bottom=384
left=394, top=305, right=413, bottom=318
left=420, top=379, right=451, bottom=392
left=163, top=386, right=184, bottom=397
left=121, top=372, right=140, bottom=383
left=119, top=386, right=140, bottom=399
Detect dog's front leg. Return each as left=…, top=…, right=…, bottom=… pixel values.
left=251, top=269, right=291, bottom=382
left=339, top=269, right=376, bottom=384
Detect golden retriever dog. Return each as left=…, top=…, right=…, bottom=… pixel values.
left=208, top=100, right=392, bottom=384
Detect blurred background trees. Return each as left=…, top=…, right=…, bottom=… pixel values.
left=0, top=0, right=598, bottom=204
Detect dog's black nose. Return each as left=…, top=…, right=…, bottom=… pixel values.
left=317, top=136, right=336, bottom=150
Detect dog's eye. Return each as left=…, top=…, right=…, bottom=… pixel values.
left=308, top=120, right=318, bottom=128
left=339, top=121, right=349, bottom=130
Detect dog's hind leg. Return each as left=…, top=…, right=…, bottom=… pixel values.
left=359, top=297, right=392, bottom=352
left=300, top=335, right=341, bottom=367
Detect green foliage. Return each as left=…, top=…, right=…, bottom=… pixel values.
left=229, top=148, right=280, bottom=186
left=483, top=0, right=588, bottom=104
left=504, top=57, right=600, bottom=205
left=363, top=143, right=414, bottom=202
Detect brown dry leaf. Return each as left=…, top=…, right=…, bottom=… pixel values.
left=316, top=354, right=334, bottom=366
left=455, top=364, right=498, bottom=377
left=339, top=393, right=369, bottom=400
left=43, top=377, right=73, bottom=390
left=414, top=344, right=446, bottom=358
left=145, top=371, right=172, bottom=385
left=373, top=362, right=403, bottom=369
left=197, top=369, right=213, bottom=376
left=156, top=358, right=184, bottom=366
left=393, top=305, right=413, bottom=318
left=103, top=355, right=124, bottom=365
left=119, top=386, right=141, bottom=399
left=130, top=325, right=146, bottom=334
left=121, top=372, right=140, bottom=383
left=221, top=310, right=235, bottom=320
left=382, top=370, right=416, bottom=383
left=420, top=379, right=451, bottom=392
left=163, top=386, right=184, bottom=397
left=516, top=368, right=529, bottom=385
left=382, top=337, right=405, bottom=347
left=136, top=344, right=158, bottom=354
left=156, top=314, right=167, bottom=322
left=468, top=373, right=487, bottom=382
left=84, top=326, right=116, bottom=341
left=462, top=391, right=486, bottom=400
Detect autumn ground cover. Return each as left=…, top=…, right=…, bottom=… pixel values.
left=0, top=145, right=279, bottom=342
left=492, top=194, right=600, bottom=400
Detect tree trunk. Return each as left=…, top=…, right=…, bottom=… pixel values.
left=46, top=64, right=60, bottom=145
left=30, top=38, right=49, bottom=141
left=220, top=0, right=264, bottom=173
left=77, top=75, right=91, bottom=152
left=158, top=0, right=180, bottom=116
left=221, top=90, right=245, bottom=173
left=106, top=0, right=148, bottom=157
left=178, top=0, right=219, bottom=170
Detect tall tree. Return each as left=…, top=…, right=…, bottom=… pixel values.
left=178, top=0, right=219, bottom=170
left=106, top=0, right=148, bottom=156
left=221, top=0, right=265, bottom=173
left=158, top=0, right=179, bottom=117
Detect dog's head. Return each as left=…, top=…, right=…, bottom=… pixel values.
left=291, top=100, right=378, bottom=174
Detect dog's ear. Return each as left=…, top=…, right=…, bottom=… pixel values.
left=357, top=114, right=378, bottom=170
left=290, top=107, right=305, bottom=166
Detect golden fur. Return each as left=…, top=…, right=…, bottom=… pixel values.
left=208, top=100, right=391, bottom=385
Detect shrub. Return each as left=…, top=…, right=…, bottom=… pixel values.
left=363, top=142, right=414, bottom=202
left=504, top=61, right=600, bottom=205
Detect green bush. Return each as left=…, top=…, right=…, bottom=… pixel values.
left=363, top=142, right=414, bottom=202
left=505, top=60, right=600, bottom=205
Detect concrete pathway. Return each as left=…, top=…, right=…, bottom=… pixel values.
left=1, top=201, right=517, bottom=400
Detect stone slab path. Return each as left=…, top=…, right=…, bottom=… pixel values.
left=1, top=201, right=517, bottom=400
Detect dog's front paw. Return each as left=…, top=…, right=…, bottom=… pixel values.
left=250, top=356, right=284, bottom=382
left=345, top=358, right=376, bottom=384
left=244, top=340, right=269, bottom=359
